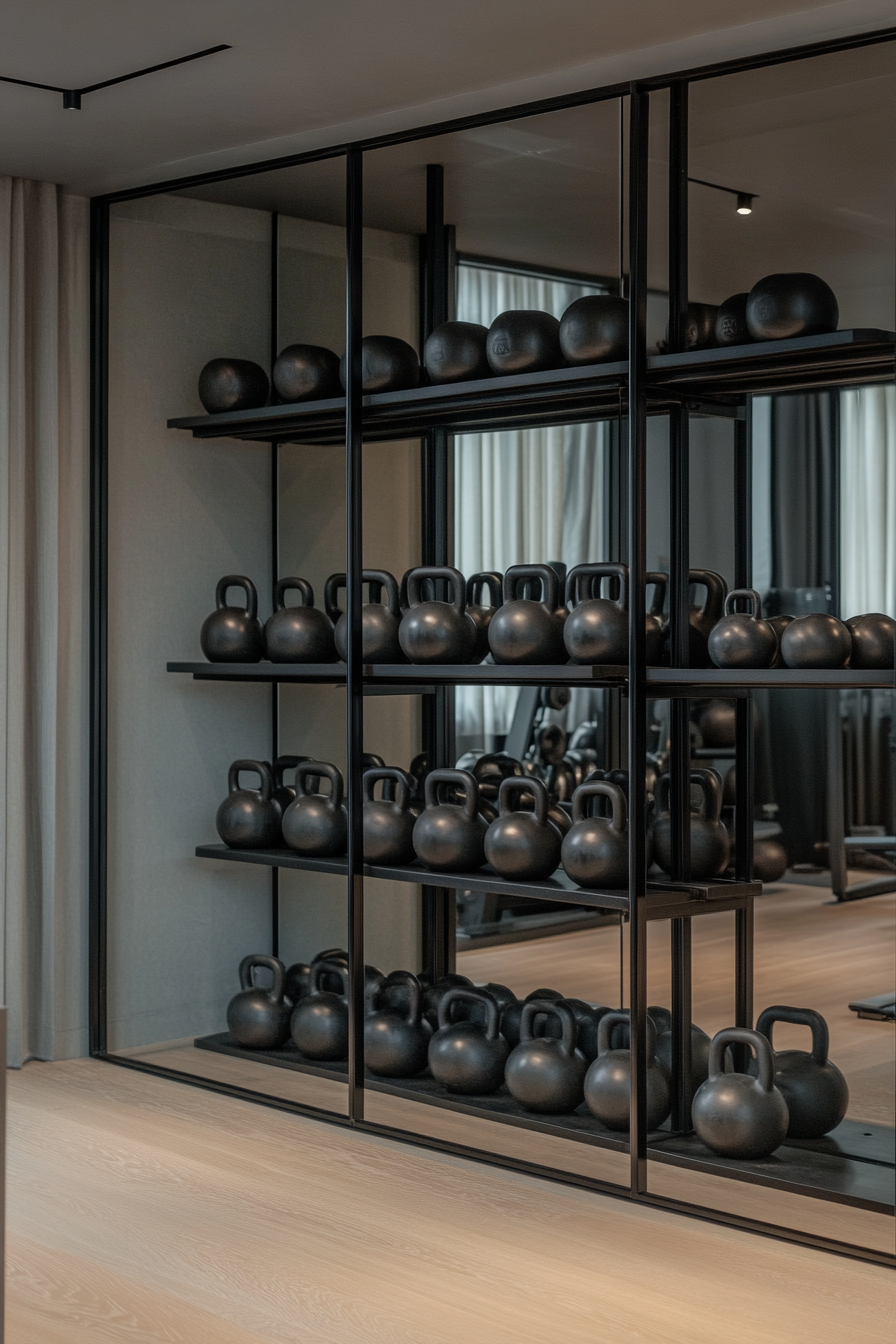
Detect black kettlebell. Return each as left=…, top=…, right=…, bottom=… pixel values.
left=413, top=769, right=487, bottom=872
left=216, top=760, right=282, bottom=849
left=768, top=614, right=794, bottom=668
left=364, top=971, right=432, bottom=1078
left=486, top=309, right=563, bottom=375
left=846, top=613, right=896, bottom=669
left=339, top=335, right=420, bottom=393
left=489, top=564, right=567, bottom=664
left=399, top=566, right=477, bottom=664
left=312, top=948, right=384, bottom=998
left=327, top=570, right=404, bottom=663
left=362, top=767, right=417, bottom=865
left=694, top=698, right=736, bottom=748
left=500, top=988, right=565, bottom=1049
left=422, top=972, right=475, bottom=1029
left=664, top=303, right=718, bottom=351
left=459, top=982, right=518, bottom=1028
left=272, top=755, right=309, bottom=838
left=645, top=572, right=668, bottom=665
left=291, top=961, right=350, bottom=1061
left=693, top=1027, right=789, bottom=1159
left=264, top=577, right=337, bottom=663
left=284, top=958, right=318, bottom=1005
left=561, top=780, right=628, bottom=889
left=780, top=613, right=851, bottom=669
left=752, top=1005, right=848, bottom=1139
left=564, top=563, right=628, bottom=664
left=559, top=295, right=628, bottom=364
left=465, top=572, right=503, bottom=661
left=714, top=293, right=751, bottom=346
left=708, top=588, right=778, bottom=669
left=654, top=770, right=729, bottom=880
left=200, top=576, right=264, bottom=662
left=282, top=761, right=348, bottom=857
left=746, top=273, right=839, bottom=341
left=648, top=1005, right=712, bottom=1095
left=272, top=344, right=341, bottom=402
left=198, top=357, right=269, bottom=414
left=423, top=320, right=491, bottom=383
left=485, top=776, right=561, bottom=881
left=226, top=954, right=292, bottom=1049
left=505, top=1000, right=587, bottom=1114
left=674, top=569, right=728, bottom=668
left=428, top=988, right=510, bottom=1094
left=753, top=836, right=789, bottom=883
left=584, top=1011, right=671, bottom=1131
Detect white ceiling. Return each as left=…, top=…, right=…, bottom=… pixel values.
left=0, top=0, right=893, bottom=196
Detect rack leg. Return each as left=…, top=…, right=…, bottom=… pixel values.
left=670, top=917, right=693, bottom=1131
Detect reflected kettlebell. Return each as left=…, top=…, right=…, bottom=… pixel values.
left=201, top=576, right=264, bottom=662
left=216, top=760, right=282, bottom=849
left=679, top=569, right=728, bottom=668
left=768, top=614, right=794, bottom=668
left=465, top=572, right=503, bottom=661
left=708, top=588, right=778, bottom=669
left=413, top=769, right=487, bottom=872
left=846, top=613, right=896, bottom=669
left=282, top=761, right=348, bottom=857
left=486, top=309, right=563, bottom=375
left=714, top=293, right=751, bottom=347
left=489, top=564, right=567, bottom=664
left=340, top=335, right=420, bottom=393
left=505, top=1000, right=588, bottom=1114
left=752, top=1005, right=848, bottom=1139
left=198, top=357, right=269, bottom=414
left=227, top=954, right=292, bottom=1049
left=327, top=570, right=405, bottom=663
left=485, top=776, right=561, bottom=881
left=424, top=321, right=491, bottom=383
left=364, top=971, right=432, bottom=1078
left=564, top=563, right=628, bottom=664
left=422, top=972, right=475, bottom=1029
left=500, top=987, right=564, bottom=1049
left=264, top=577, right=337, bottom=663
left=584, top=1010, right=671, bottom=1131
left=693, top=1027, right=789, bottom=1159
left=645, top=572, right=668, bottom=665
left=780, top=613, right=851, bottom=669
left=649, top=1005, right=712, bottom=1095
left=428, top=988, right=509, bottom=1094
left=746, top=273, right=838, bottom=341
left=559, top=295, right=628, bottom=364
left=654, top=770, right=730, bottom=880
left=272, top=344, right=341, bottom=402
left=399, top=566, right=477, bottom=664
left=362, top=767, right=417, bottom=865
left=291, top=961, right=350, bottom=1060
left=561, top=780, right=628, bottom=888
left=694, top=698, right=736, bottom=748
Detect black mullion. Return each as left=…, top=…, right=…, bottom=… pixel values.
left=733, top=409, right=755, bottom=1037
left=270, top=211, right=280, bottom=958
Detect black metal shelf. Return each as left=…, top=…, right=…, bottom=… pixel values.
left=647, top=668, right=895, bottom=693
left=194, top=843, right=758, bottom=917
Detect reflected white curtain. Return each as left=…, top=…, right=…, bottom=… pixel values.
left=454, top=263, right=609, bottom=751
left=0, top=178, right=90, bottom=1065
left=840, top=385, right=896, bottom=619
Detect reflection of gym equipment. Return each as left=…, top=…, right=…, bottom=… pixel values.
left=826, top=690, right=896, bottom=902
left=848, top=993, right=896, bottom=1022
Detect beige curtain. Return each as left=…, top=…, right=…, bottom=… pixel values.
left=0, top=178, right=89, bottom=1065
left=840, top=384, right=896, bottom=620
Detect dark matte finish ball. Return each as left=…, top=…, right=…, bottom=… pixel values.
left=198, top=358, right=269, bottom=414
left=780, top=613, right=851, bottom=669
left=746, top=273, right=839, bottom=341
left=339, top=336, right=420, bottom=394
left=424, top=321, right=491, bottom=383
left=715, top=293, right=751, bottom=346
left=665, top=303, right=718, bottom=351
left=559, top=295, right=628, bottom=364
left=272, top=344, right=342, bottom=402
left=486, top=310, right=563, bottom=375
left=846, top=613, right=896, bottom=669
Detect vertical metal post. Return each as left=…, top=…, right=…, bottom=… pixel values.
left=345, top=149, right=366, bottom=1121
left=734, top=409, right=755, bottom=1031
left=270, top=212, right=280, bottom=958
left=627, top=84, right=650, bottom=1196
left=827, top=694, right=848, bottom=898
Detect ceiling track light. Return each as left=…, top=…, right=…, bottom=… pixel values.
left=689, top=177, right=757, bottom=216
left=0, top=44, right=230, bottom=110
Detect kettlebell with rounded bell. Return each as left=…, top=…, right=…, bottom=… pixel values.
left=505, top=1000, right=588, bottom=1114
left=363, top=767, right=417, bottom=865
left=291, top=961, right=350, bottom=1061
left=845, top=613, right=896, bottom=669
left=678, top=570, right=728, bottom=668
left=428, top=987, right=509, bottom=1094
left=339, top=335, right=420, bottom=393
left=282, top=761, right=348, bottom=857
left=272, top=344, right=341, bottom=402
left=645, top=572, right=668, bottom=664
left=489, top=564, right=567, bottom=664
left=216, top=760, right=282, bottom=849
left=561, top=780, right=628, bottom=888
left=198, top=357, right=269, bottom=414
left=272, top=755, right=308, bottom=839
left=715, top=293, right=751, bottom=347
left=423, top=320, right=491, bottom=383
left=364, top=971, right=432, bottom=1078
left=564, top=563, right=628, bottom=664
left=708, top=588, right=778, bottom=669
left=485, top=776, right=561, bottom=881
left=584, top=1010, right=671, bottom=1131
left=227, top=954, right=292, bottom=1049
left=422, top=972, right=475, bottom=1029
left=201, top=576, right=264, bottom=662
left=264, top=577, right=338, bottom=663
left=746, top=273, right=838, bottom=342
left=465, top=572, right=503, bottom=661
left=654, top=770, right=730, bottom=880
left=780, top=613, right=851, bottom=669
left=486, top=310, right=563, bottom=375
left=500, top=988, right=564, bottom=1049
left=327, top=570, right=405, bottom=663
left=753, top=1005, right=848, bottom=1139
left=399, top=566, right=477, bottom=664
left=768, top=613, right=794, bottom=668
left=413, top=769, right=487, bottom=872
left=693, top=1027, right=789, bottom=1159
left=559, top=294, right=628, bottom=364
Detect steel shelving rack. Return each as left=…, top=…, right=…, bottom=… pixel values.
left=90, top=23, right=896, bottom=1266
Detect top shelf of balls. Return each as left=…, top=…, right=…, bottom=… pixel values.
left=191, top=271, right=868, bottom=420
left=196, top=564, right=894, bottom=675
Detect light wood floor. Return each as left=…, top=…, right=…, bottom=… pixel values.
left=5, top=880, right=895, bottom=1342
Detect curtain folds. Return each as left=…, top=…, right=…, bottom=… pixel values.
left=840, top=384, right=896, bottom=620
left=0, top=178, right=89, bottom=1065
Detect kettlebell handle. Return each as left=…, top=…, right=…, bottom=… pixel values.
left=424, top=768, right=479, bottom=820
left=709, top=1027, right=775, bottom=1091
left=565, top=562, right=628, bottom=613
left=311, top=959, right=349, bottom=997
left=273, top=755, right=308, bottom=789
left=520, top=999, right=577, bottom=1055
left=466, top=571, right=503, bottom=608
left=372, top=969, right=422, bottom=1026
left=646, top=572, right=667, bottom=617
left=724, top=587, right=762, bottom=619
left=691, top=767, right=723, bottom=824
left=438, top=986, right=500, bottom=1039
left=756, top=1005, right=830, bottom=1068
left=238, top=953, right=286, bottom=1002
left=503, top=563, right=559, bottom=613
left=571, top=780, right=627, bottom=832
left=596, top=1009, right=657, bottom=1057
left=274, top=576, right=315, bottom=611
left=297, top=760, right=344, bottom=809
left=324, top=569, right=401, bottom=621
left=405, top=565, right=467, bottom=614
left=228, top=759, right=273, bottom=803
left=215, top=575, right=257, bottom=618
left=363, top=766, right=412, bottom=812
left=689, top=569, right=728, bottom=620
left=497, top=775, right=549, bottom=826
